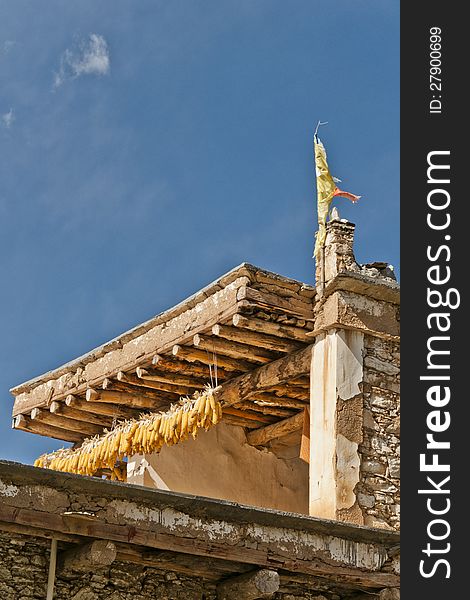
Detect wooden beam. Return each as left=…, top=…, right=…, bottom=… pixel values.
left=135, top=367, right=196, bottom=395
left=49, top=402, right=113, bottom=428
left=193, top=334, right=277, bottom=364
left=232, top=314, right=312, bottom=343
left=0, top=502, right=399, bottom=589
left=249, top=394, right=307, bottom=410
left=65, top=395, right=142, bottom=420
left=85, top=389, right=163, bottom=410
left=13, top=414, right=83, bottom=443
left=246, top=412, right=305, bottom=446
left=217, top=569, right=280, bottom=600
left=237, top=286, right=314, bottom=320
left=221, top=415, right=261, bottom=429
left=30, top=408, right=103, bottom=437
left=213, top=345, right=313, bottom=407
left=222, top=407, right=276, bottom=424
left=106, top=375, right=186, bottom=398
left=233, top=402, right=293, bottom=418
left=134, top=368, right=207, bottom=389
left=172, top=345, right=251, bottom=372
left=268, top=384, right=309, bottom=400
left=152, top=354, right=232, bottom=380
left=212, top=324, right=301, bottom=354
left=57, top=540, right=117, bottom=574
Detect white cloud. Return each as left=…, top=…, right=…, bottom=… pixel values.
left=2, top=40, right=16, bottom=55
left=1, top=109, right=15, bottom=128
left=54, top=34, right=110, bottom=88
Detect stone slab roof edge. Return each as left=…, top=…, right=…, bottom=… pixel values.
left=10, top=262, right=315, bottom=395
left=0, top=460, right=399, bottom=547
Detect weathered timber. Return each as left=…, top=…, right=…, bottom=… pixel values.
left=0, top=461, right=400, bottom=589
left=250, top=395, right=307, bottom=410
left=57, top=540, right=117, bottom=574
left=30, top=408, right=103, bottom=437
left=246, top=412, right=305, bottom=446
left=102, top=377, right=172, bottom=397
left=193, top=334, right=277, bottom=364
left=217, top=568, right=280, bottom=600
left=85, top=389, right=162, bottom=410
left=172, top=345, right=253, bottom=372
left=234, top=402, right=294, bottom=418
left=65, top=395, right=142, bottom=420
left=268, top=384, right=309, bottom=400
left=232, top=314, right=312, bottom=343
left=106, top=374, right=189, bottom=397
left=222, top=407, right=276, bottom=424
left=212, top=323, right=301, bottom=354
left=13, top=414, right=83, bottom=443
left=134, top=368, right=208, bottom=389
left=11, top=273, right=252, bottom=415
left=152, top=355, right=233, bottom=380
left=237, top=287, right=314, bottom=320
left=213, top=345, right=313, bottom=407
left=0, top=502, right=399, bottom=589
left=49, top=402, right=113, bottom=427
left=135, top=367, right=197, bottom=394
left=220, top=415, right=261, bottom=429
left=119, top=546, right=251, bottom=581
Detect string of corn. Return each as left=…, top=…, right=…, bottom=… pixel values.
left=34, top=386, right=221, bottom=480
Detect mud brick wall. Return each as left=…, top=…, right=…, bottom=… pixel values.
left=357, top=335, right=400, bottom=531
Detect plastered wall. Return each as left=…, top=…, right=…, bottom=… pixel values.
left=128, top=421, right=309, bottom=514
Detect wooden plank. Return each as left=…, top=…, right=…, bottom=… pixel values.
left=49, top=402, right=113, bottom=428
left=135, top=367, right=197, bottom=395
left=193, top=334, right=277, bottom=364
left=152, top=354, right=233, bottom=380
left=65, top=395, right=142, bottom=420
left=222, top=415, right=260, bottom=429
left=246, top=412, right=305, bottom=446
left=268, top=385, right=309, bottom=400
left=12, top=414, right=83, bottom=443
left=237, top=287, right=314, bottom=320
left=212, top=323, right=302, bottom=353
left=12, top=278, right=250, bottom=416
left=172, top=345, right=253, bottom=372
left=133, top=368, right=207, bottom=389
left=233, top=402, right=293, bottom=418
left=30, top=408, right=103, bottom=437
left=213, top=345, right=313, bottom=407
left=222, top=407, right=276, bottom=424
left=85, top=389, right=163, bottom=410
left=249, top=395, right=307, bottom=410
left=0, top=503, right=400, bottom=589
left=105, top=374, right=190, bottom=398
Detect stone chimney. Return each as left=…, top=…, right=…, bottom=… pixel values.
left=315, top=217, right=359, bottom=296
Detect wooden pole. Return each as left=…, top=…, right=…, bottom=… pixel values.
left=57, top=540, right=117, bottom=574
left=217, top=569, right=280, bottom=600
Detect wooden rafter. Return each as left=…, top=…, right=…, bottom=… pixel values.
left=246, top=411, right=305, bottom=447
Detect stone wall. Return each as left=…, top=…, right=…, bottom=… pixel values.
left=357, top=335, right=400, bottom=530
left=0, top=532, right=216, bottom=600
left=0, top=531, right=355, bottom=600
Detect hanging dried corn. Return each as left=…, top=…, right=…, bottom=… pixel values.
left=34, top=386, right=222, bottom=480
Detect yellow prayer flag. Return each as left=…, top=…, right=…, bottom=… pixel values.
left=313, top=135, right=361, bottom=259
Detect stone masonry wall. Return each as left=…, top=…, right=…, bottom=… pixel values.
left=357, top=334, right=400, bottom=531
left=0, top=532, right=344, bottom=600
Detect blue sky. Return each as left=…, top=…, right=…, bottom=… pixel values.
left=0, top=1, right=399, bottom=464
